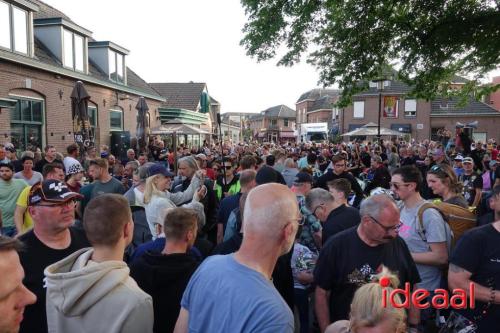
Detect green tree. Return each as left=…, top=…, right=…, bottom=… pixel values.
left=240, top=0, right=500, bottom=106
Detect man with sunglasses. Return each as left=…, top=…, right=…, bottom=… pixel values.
left=315, top=155, right=364, bottom=207
left=18, top=180, right=90, bottom=333
left=314, top=194, right=421, bottom=333
left=391, top=166, right=451, bottom=329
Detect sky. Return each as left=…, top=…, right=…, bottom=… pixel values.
left=42, top=0, right=321, bottom=114
left=43, top=0, right=500, bottom=115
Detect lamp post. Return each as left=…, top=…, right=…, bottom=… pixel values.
left=372, top=78, right=386, bottom=143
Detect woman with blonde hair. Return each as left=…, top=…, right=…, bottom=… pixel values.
left=426, top=163, right=469, bottom=208
left=326, top=266, right=407, bottom=333
left=144, top=164, right=205, bottom=239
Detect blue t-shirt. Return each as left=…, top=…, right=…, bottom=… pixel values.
left=181, top=254, right=294, bottom=333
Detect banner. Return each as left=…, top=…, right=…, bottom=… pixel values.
left=383, top=96, right=399, bottom=118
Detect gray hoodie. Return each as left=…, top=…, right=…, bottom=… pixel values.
left=44, top=248, right=153, bottom=333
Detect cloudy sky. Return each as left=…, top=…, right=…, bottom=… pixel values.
left=43, top=0, right=321, bottom=114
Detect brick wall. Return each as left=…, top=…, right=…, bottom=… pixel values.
left=0, top=61, right=162, bottom=153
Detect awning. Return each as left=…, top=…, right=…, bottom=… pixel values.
left=0, top=98, right=18, bottom=109
left=151, top=123, right=210, bottom=135
left=280, top=131, right=296, bottom=138
left=390, top=124, right=412, bottom=133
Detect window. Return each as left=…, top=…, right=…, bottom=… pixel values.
left=12, top=6, right=27, bottom=54
left=404, top=99, right=417, bottom=117
left=353, top=101, right=364, bottom=118
left=63, top=29, right=85, bottom=71
left=109, top=50, right=125, bottom=83
left=284, top=119, right=289, bottom=127
left=10, top=98, right=44, bottom=151
left=109, top=109, right=123, bottom=131
left=271, top=119, right=277, bottom=126
left=0, top=1, right=28, bottom=54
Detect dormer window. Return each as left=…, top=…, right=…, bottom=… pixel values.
left=63, top=29, right=84, bottom=72
left=88, top=41, right=129, bottom=85
left=0, top=0, right=37, bottom=55
left=34, top=17, right=91, bottom=73
left=108, top=50, right=124, bottom=83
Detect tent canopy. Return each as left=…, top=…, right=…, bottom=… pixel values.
left=342, top=122, right=402, bottom=136
left=151, top=123, right=210, bottom=135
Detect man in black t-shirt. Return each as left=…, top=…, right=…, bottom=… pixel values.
left=313, top=194, right=421, bottom=333
left=448, top=221, right=500, bottom=332
left=459, top=157, right=483, bottom=207
left=315, top=155, right=364, bottom=207
left=18, top=180, right=90, bottom=333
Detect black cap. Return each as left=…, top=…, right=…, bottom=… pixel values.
left=147, top=163, right=174, bottom=178
left=28, top=180, right=83, bottom=206
left=293, top=172, right=313, bottom=185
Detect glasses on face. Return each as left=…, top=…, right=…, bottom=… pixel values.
left=285, top=214, right=304, bottom=229
left=36, top=199, right=77, bottom=209
left=369, top=215, right=402, bottom=233
left=390, top=182, right=411, bottom=190
left=312, top=203, right=324, bottom=217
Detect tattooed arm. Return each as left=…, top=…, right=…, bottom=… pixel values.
left=448, top=264, right=500, bottom=304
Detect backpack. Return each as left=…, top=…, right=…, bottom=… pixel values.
left=417, top=202, right=476, bottom=249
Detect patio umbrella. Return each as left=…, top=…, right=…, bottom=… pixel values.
left=70, top=81, right=92, bottom=156
left=341, top=123, right=402, bottom=137
left=136, top=97, right=149, bottom=154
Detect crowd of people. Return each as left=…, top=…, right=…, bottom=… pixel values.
left=0, top=135, right=499, bottom=333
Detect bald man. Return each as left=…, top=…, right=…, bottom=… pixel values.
left=174, top=184, right=300, bottom=333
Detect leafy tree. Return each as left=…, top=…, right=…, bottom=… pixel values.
left=240, top=0, right=500, bottom=106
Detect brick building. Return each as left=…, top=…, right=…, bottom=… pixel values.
left=339, top=76, right=500, bottom=142
left=295, top=89, right=341, bottom=132
left=0, top=0, right=165, bottom=154
left=249, top=105, right=296, bottom=143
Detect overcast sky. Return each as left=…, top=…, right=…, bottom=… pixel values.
left=43, top=0, right=321, bottom=114
left=43, top=0, right=500, bottom=114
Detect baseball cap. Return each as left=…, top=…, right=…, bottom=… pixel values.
left=462, top=157, right=474, bottom=164
left=147, top=163, right=174, bottom=178
left=453, top=154, right=464, bottom=161
left=28, top=180, right=83, bottom=206
left=489, top=160, right=498, bottom=168
left=100, top=151, right=109, bottom=158
left=195, top=153, right=207, bottom=161
left=293, top=172, right=313, bottom=185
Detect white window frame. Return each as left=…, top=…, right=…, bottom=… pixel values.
left=62, top=29, right=85, bottom=72
left=0, top=1, right=29, bottom=55
left=404, top=99, right=417, bottom=117
left=109, top=50, right=125, bottom=84
left=109, top=109, right=123, bottom=131
left=353, top=101, right=365, bottom=119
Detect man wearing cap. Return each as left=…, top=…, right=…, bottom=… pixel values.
left=195, top=153, right=216, bottom=180
left=18, top=180, right=90, bottom=333
left=459, top=157, right=483, bottom=208
left=453, top=154, right=465, bottom=177
left=0, top=162, right=28, bottom=237
left=292, top=172, right=322, bottom=253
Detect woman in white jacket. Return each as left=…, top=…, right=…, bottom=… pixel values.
left=144, top=164, right=206, bottom=239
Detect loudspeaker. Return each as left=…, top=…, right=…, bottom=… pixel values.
left=110, top=131, right=130, bottom=160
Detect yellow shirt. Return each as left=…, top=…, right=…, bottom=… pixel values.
left=16, top=186, right=33, bottom=232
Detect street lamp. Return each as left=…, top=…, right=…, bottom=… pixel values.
left=372, top=78, right=386, bottom=143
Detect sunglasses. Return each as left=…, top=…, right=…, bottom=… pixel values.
left=369, top=215, right=402, bottom=233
